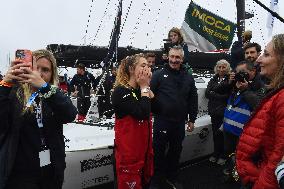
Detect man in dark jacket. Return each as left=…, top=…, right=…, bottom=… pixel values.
left=70, top=63, right=99, bottom=121
left=150, top=46, right=198, bottom=189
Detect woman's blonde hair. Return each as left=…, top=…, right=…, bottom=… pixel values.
left=17, top=49, right=58, bottom=112
left=168, top=27, right=184, bottom=44
left=214, top=59, right=231, bottom=74
left=269, top=34, right=284, bottom=89
left=114, top=54, right=145, bottom=88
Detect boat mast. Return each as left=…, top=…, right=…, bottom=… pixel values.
left=236, top=0, right=245, bottom=41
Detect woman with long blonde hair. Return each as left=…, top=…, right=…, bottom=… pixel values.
left=112, top=54, right=154, bottom=189
left=0, top=49, right=77, bottom=189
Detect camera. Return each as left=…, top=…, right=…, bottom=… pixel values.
left=163, top=39, right=172, bottom=55
left=235, top=71, right=249, bottom=82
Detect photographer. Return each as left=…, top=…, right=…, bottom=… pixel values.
left=222, top=60, right=264, bottom=179
left=0, top=49, right=77, bottom=189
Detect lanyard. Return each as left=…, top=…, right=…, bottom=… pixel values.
left=34, top=100, right=47, bottom=148
left=26, top=91, right=39, bottom=108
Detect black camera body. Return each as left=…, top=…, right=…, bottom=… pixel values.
left=235, top=71, right=249, bottom=82
left=163, top=42, right=172, bottom=55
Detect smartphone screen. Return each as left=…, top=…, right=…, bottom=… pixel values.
left=15, top=49, right=33, bottom=64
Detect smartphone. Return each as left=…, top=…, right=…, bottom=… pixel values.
left=15, top=49, right=33, bottom=63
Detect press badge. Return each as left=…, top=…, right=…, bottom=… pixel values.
left=39, top=149, right=51, bottom=167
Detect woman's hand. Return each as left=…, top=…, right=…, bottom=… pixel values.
left=2, top=61, right=32, bottom=83
left=137, top=67, right=152, bottom=89
left=18, top=67, right=46, bottom=89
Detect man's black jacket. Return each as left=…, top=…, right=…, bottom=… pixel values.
left=70, top=71, right=98, bottom=97
left=150, top=64, right=198, bottom=123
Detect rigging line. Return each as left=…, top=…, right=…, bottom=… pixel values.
left=118, top=0, right=134, bottom=40
left=170, top=0, right=178, bottom=27
left=253, top=0, right=284, bottom=23
left=246, top=0, right=254, bottom=28
left=88, top=0, right=112, bottom=45
left=252, top=3, right=266, bottom=44
left=81, top=0, right=96, bottom=45
left=144, top=0, right=153, bottom=50
left=161, top=0, right=175, bottom=47
left=129, top=0, right=148, bottom=47
left=149, top=1, right=164, bottom=48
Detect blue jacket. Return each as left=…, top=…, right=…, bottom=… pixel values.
left=223, top=93, right=252, bottom=136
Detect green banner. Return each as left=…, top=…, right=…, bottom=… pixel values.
left=184, top=2, right=236, bottom=49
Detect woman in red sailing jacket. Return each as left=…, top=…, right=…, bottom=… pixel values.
left=236, top=34, right=284, bottom=189
left=112, top=54, right=154, bottom=189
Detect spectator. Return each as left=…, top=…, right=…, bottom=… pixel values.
left=70, top=63, right=99, bottom=122
left=145, top=53, right=158, bottom=72
left=222, top=60, right=264, bottom=179
left=236, top=34, right=284, bottom=188
left=163, top=27, right=190, bottom=70
left=112, top=54, right=154, bottom=189
left=205, top=59, right=232, bottom=165
left=230, top=30, right=252, bottom=69
left=243, top=42, right=261, bottom=65
left=150, top=46, right=198, bottom=189
left=58, top=75, right=68, bottom=93
left=0, top=49, right=77, bottom=189
left=243, top=42, right=270, bottom=85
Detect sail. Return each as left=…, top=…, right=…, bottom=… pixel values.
left=181, top=1, right=236, bottom=52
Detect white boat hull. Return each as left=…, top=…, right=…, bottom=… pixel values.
left=62, top=76, right=213, bottom=188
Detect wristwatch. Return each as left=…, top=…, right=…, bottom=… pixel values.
left=141, top=87, right=150, bottom=93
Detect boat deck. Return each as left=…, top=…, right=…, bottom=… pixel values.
left=92, top=159, right=240, bottom=189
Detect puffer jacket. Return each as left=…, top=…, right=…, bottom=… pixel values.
left=236, top=86, right=284, bottom=189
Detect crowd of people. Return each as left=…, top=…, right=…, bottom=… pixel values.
left=0, top=27, right=284, bottom=189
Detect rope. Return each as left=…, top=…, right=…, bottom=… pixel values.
left=89, top=0, right=112, bottom=45
left=80, top=0, right=96, bottom=45
left=118, top=0, right=134, bottom=40
left=129, top=0, right=148, bottom=46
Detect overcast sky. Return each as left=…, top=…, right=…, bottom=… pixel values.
left=0, top=0, right=283, bottom=74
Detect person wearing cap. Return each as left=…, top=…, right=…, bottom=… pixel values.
left=70, top=63, right=99, bottom=122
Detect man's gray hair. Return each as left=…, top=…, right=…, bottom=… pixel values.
left=169, top=45, right=184, bottom=58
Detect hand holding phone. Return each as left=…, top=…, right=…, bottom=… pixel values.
left=15, top=49, right=33, bottom=63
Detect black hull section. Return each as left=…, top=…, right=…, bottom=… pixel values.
left=47, top=44, right=230, bottom=70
